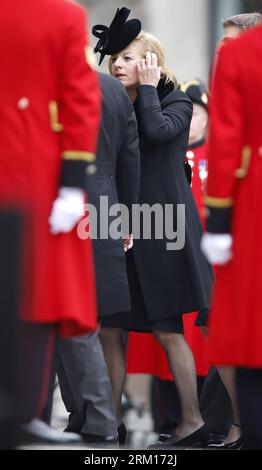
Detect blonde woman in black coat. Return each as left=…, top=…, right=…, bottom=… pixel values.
left=93, top=10, right=212, bottom=448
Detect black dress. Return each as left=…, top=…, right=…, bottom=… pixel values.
left=102, top=79, right=212, bottom=333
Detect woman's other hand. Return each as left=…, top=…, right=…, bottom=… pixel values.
left=123, top=234, right=133, bottom=252
left=137, top=51, right=161, bottom=87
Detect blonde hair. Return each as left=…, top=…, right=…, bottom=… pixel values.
left=109, top=30, right=177, bottom=86
left=223, top=12, right=262, bottom=31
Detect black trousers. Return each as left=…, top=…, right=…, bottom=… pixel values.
left=237, top=368, right=262, bottom=450
left=200, top=367, right=233, bottom=435
left=0, top=210, right=21, bottom=449
left=18, top=323, right=56, bottom=423
left=0, top=209, right=56, bottom=446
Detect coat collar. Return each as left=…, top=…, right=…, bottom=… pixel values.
left=157, top=77, right=175, bottom=101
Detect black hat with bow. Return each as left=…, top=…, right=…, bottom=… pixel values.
left=92, top=7, right=142, bottom=65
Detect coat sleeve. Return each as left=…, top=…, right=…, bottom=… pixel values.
left=116, top=107, right=140, bottom=228
left=206, top=43, right=245, bottom=233
left=137, top=86, right=192, bottom=144
left=59, top=5, right=101, bottom=189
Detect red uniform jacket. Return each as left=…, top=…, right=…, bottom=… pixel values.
left=127, top=141, right=209, bottom=379
left=0, top=0, right=101, bottom=336
left=186, top=141, right=208, bottom=225
left=206, top=23, right=262, bottom=367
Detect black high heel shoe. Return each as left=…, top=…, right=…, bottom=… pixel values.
left=149, top=424, right=209, bottom=449
left=223, top=437, right=243, bottom=450
left=118, top=423, right=127, bottom=445
left=223, top=425, right=243, bottom=450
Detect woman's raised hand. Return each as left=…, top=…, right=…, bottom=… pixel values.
left=137, top=51, right=161, bottom=87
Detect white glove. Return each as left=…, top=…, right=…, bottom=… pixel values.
left=49, top=187, right=85, bottom=235
left=201, top=232, right=233, bottom=265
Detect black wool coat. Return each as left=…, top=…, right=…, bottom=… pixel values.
left=87, top=73, right=140, bottom=317
left=129, top=82, right=212, bottom=322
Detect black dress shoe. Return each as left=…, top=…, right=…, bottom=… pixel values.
left=118, top=423, right=127, bottom=445
left=81, top=433, right=118, bottom=446
left=149, top=424, right=209, bottom=449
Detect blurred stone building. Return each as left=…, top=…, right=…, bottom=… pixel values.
left=79, top=0, right=262, bottom=84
